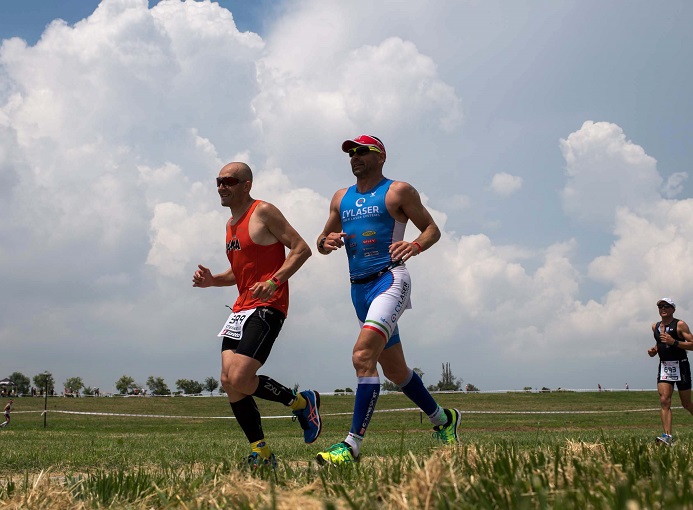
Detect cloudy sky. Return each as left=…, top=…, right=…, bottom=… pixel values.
left=1, top=0, right=692, bottom=395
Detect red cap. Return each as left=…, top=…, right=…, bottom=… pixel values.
left=341, top=135, right=386, bottom=155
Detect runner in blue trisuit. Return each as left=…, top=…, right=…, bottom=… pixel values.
left=315, top=134, right=460, bottom=465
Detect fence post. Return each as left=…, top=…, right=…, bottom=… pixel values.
left=43, top=378, right=48, bottom=429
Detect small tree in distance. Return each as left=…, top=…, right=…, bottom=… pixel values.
left=176, top=379, right=203, bottom=395
left=9, top=372, right=30, bottom=395
left=115, top=375, right=137, bottom=395
left=427, top=363, right=463, bottom=392
left=147, top=376, right=170, bottom=396
left=64, top=377, right=84, bottom=396
left=33, top=372, right=55, bottom=395
left=204, top=377, right=219, bottom=396
left=381, top=379, right=399, bottom=391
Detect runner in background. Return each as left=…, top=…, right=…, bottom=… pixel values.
left=648, top=297, right=693, bottom=445
left=0, top=399, right=12, bottom=428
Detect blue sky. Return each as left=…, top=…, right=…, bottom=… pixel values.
left=0, top=0, right=277, bottom=42
left=1, top=0, right=693, bottom=395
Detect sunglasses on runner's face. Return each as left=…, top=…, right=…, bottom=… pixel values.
left=658, top=304, right=674, bottom=309
left=348, top=146, right=381, bottom=158
left=216, top=176, right=246, bottom=187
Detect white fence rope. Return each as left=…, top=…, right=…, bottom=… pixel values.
left=12, top=405, right=676, bottom=420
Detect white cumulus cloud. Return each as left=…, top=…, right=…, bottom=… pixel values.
left=489, top=172, right=523, bottom=196
left=560, top=121, right=661, bottom=229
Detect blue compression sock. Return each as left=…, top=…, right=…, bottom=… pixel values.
left=350, top=376, right=380, bottom=438
left=400, top=369, right=440, bottom=416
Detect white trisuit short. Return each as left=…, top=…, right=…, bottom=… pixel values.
left=350, top=265, right=412, bottom=348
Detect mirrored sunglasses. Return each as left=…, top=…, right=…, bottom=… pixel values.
left=348, top=146, right=381, bottom=158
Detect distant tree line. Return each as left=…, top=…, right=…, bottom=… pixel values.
left=6, top=371, right=56, bottom=396
left=10, top=364, right=477, bottom=398
left=4, top=371, right=221, bottom=397
left=115, top=375, right=220, bottom=396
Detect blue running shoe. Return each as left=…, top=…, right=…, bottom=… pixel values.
left=246, top=452, right=277, bottom=469
left=292, top=390, right=322, bottom=444
left=655, top=433, right=673, bottom=446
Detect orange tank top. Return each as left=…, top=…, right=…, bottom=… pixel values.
left=226, top=200, right=289, bottom=315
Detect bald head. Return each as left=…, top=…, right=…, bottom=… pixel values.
left=220, top=162, right=253, bottom=182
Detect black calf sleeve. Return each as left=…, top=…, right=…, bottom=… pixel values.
left=229, top=395, right=263, bottom=443
left=253, top=375, right=295, bottom=406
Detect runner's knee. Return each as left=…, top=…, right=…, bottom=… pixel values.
left=352, top=347, right=378, bottom=373
left=221, top=367, right=257, bottom=394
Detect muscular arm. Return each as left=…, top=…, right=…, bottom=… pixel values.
left=316, top=189, right=347, bottom=255
left=675, top=320, right=693, bottom=350
left=260, top=202, right=312, bottom=283
left=387, top=181, right=441, bottom=262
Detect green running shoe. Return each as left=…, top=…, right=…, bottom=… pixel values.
left=432, top=408, right=461, bottom=445
left=315, top=442, right=358, bottom=466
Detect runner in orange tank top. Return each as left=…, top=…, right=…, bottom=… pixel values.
left=226, top=200, right=289, bottom=316
left=192, top=162, right=322, bottom=466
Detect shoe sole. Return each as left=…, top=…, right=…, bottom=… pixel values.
left=655, top=437, right=671, bottom=446
left=314, top=453, right=357, bottom=466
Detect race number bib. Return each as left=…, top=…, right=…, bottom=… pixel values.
left=660, top=360, right=681, bottom=382
left=217, top=308, right=256, bottom=340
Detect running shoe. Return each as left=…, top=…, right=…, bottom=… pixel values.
left=292, top=390, right=322, bottom=443
left=246, top=451, right=277, bottom=468
left=432, top=408, right=461, bottom=445
left=315, top=442, right=358, bottom=466
left=655, top=433, right=673, bottom=446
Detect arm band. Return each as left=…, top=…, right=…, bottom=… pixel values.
left=266, top=279, right=278, bottom=291
left=412, top=241, right=423, bottom=253
left=318, top=236, right=327, bottom=251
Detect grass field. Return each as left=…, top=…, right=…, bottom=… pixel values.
left=1, top=390, right=691, bottom=509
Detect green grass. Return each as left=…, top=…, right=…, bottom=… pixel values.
left=1, top=391, right=689, bottom=509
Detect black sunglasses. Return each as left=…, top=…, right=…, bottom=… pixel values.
left=348, top=146, right=381, bottom=158
left=658, top=304, right=673, bottom=309
left=216, top=176, right=246, bottom=187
